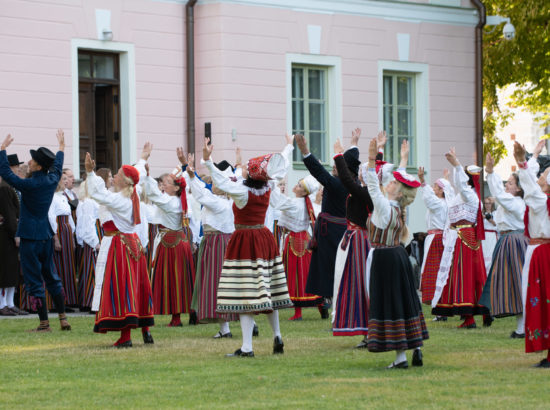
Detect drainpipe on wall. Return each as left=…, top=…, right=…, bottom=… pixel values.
left=186, top=0, right=198, bottom=154
left=472, top=0, right=486, bottom=198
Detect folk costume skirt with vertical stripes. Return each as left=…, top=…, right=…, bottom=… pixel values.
left=282, top=230, right=322, bottom=308
left=524, top=241, right=550, bottom=353
left=216, top=226, right=292, bottom=314
left=305, top=213, right=347, bottom=298
left=191, top=231, right=237, bottom=323
left=53, top=215, right=78, bottom=306
left=432, top=227, right=490, bottom=317
left=78, top=219, right=103, bottom=309
left=94, top=225, right=154, bottom=333
left=479, top=231, right=528, bottom=317
left=420, top=232, right=444, bottom=305
left=367, top=245, right=428, bottom=352
left=332, top=225, right=370, bottom=336
left=151, top=228, right=195, bottom=315
left=367, top=246, right=429, bottom=352
left=147, top=223, right=159, bottom=276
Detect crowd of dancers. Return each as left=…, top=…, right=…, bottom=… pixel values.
left=0, top=129, right=549, bottom=369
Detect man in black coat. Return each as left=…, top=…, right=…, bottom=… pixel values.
left=0, top=131, right=71, bottom=332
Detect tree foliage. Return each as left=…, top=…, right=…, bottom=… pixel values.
left=482, top=0, right=550, bottom=163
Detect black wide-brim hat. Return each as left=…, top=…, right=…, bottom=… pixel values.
left=7, top=154, right=23, bottom=166
left=30, top=147, right=56, bottom=170
left=343, top=147, right=360, bottom=176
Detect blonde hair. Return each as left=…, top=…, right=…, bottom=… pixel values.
left=78, top=179, right=89, bottom=200
left=397, top=183, right=418, bottom=243
left=120, top=173, right=134, bottom=198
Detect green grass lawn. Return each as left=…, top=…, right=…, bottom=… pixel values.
left=0, top=307, right=547, bottom=409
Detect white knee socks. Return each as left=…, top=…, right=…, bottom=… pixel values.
left=219, top=321, right=230, bottom=335
left=395, top=350, right=407, bottom=364
left=5, top=287, right=15, bottom=308
left=516, top=314, right=525, bottom=335
left=266, top=310, right=281, bottom=338
left=239, top=314, right=254, bottom=353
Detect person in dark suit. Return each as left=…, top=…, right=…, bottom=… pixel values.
left=0, top=131, right=71, bottom=332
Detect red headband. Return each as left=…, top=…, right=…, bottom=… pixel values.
left=173, top=176, right=188, bottom=214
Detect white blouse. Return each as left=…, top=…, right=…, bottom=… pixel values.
left=486, top=172, right=525, bottom=231
left=75, top=198, right=99, bottom=248
left=366, top=168, right=398, bottom=230
left=448, top=165, right=480, bottom=224
left=48, top=192, right=75, bottom=234
left=187, top=173, right=235, bottom=234
left=270, top=185, right=310, bottom=233
left=518, top=167, right=550, bottom=238
left=141, top=175, right=183, bottom=231
left=86, top=171, right=140, bottom=234
left=421, top=185, right=448, bottom=231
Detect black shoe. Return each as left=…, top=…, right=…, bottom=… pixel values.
left=510, top=331, right=525, bottom=339
left=432, top=316, right=447, bottom=322
left=355, top=338, right=368, bottom=349
left=226, top=348, right=254, bottom=358
left=252, top=324, right=259, bottom=337
left=115, top=340, right=133, bottom=348
left=387, top=360, right=409, bottom=369
left=412, top=349, right=423, bottom=367
left=533, top=359, right=550, bottom=368
left=64, top=307, right=75, bottom=313
left=483, top=315, right=494, bottom=327
left=319, top=307, right=329, bottom=319
left=213, top=331, right=233, bottom=339
left=273, top=336, right=284, bottom=354
left=188, top=311, right=198, bottom=325
left=142, top=331, right=154, bottom=344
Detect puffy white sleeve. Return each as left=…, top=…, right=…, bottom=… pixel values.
left=518, top=167, right=548, bottom=212
left=77, top=201, right=99, bottom=248
left=487, top=172, right=525, bottom=219
left=48, top=198, right=58, bottom=234
left=453, top=165, right=479, bottom=206
left=142, top=175, right=182, bottom=214
left=188, top=175, right=226, bottom=213
left=366, top=168, right=391, bottom=229
left=269, top=182, right=298, bottom=212
left=527, top=156, right=540, bottom=180
left=87, top=172, right=128, bottom=213
left=136, top=203, right=149, bottom=249
left=203, top=159, right=248, bottom=209
left=421, top=185, right=444, bottom=212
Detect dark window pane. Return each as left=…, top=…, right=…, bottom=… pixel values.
left=78, top=54, right=91, bottom=78
left=309, top=131, right=325, bottom=160
left=292, top=100, right=304, bottom=130
left=397, top=108, right=412, bottom=136
left=308, top=102, right=325, bottom=131
left=308, top=69, right=324, bottom=100
left=383, top=76, right=392, bottom=105
left=383, top=106, right=393, bottom=136
left=292, top=68, right=304, bottom=99
left=397, top=76, right=412, bottom=106
left=93, top=55, right=115, bottom=79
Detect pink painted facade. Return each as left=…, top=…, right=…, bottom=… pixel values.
left=0, top=0, right=481, bottom=231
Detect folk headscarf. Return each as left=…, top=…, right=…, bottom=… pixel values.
left=122, top=165, right=141, bottom=225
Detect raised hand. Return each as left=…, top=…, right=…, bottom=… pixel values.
left=513, top=141, right=526, bottom=164
left=333, top=138, right=344, bottom=154
left=285, top=133, right=294, bottom=146
left=84, top=152, right=96, bottom=173
left=368, top=138, right=378, bottom=167
left=235, top=147, right=242, bottom=167
left=533, top=139, right=546, bottom=158
left=176, top=147, right=187, bottom=166
left=351, top=128, right=361, bottom=146
left=203, top=137, right=213, bottom=161
left=376, top=130, right=387, bottom=150
left=295, top=134, right=309, bottom=156
left=399, top=139, right=409, bottom=168
left=1, top=134, right=14, bottom=151
left=485, top=152, right=495, bottom=174
left=443, top=168, right=450, bottom=180
left=144, top=163, right=150, bottom=177
left=445, top=147, right=460, bottom=167
left=417, top=166, right=425, bottom=184
left=56, top=129, right=65, bottom=151
left=141, top=142, right=153, bottom=161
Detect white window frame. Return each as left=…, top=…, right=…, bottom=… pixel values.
left=286, top=53, right=342, bottom=192
left=71, top=39, right=136, bottom=177
left=378, top=60, right=429, bottom=234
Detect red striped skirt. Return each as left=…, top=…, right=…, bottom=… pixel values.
left=191, top=232, right=237, bottom=322
left=151, top=229, right=195, bottom=315
left=53, top=215, right=78, bottom=306
left=94, top=232, right=154, bottom=333
left=282, top=231, right=322, bottom=307
left=420, top=233, right=444, bottom=304
left=78, top=243, right=97, bottom=309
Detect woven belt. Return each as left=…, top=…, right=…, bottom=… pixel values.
left=159, top=227, right=183, bottom=234
left=485, top=229, right=497, bottom=233
left=450, top=224, right=474, bottom=230
left=500, top=229, right=523, bottom=235
left=530, top=238, right=550, bottom=245
left=104, top=230, right=120, bottom=237
left=427, top=229, right=443, bottom=235
left=235, top=224, right=264, bottom=230
left=203, top=229, right=222, bottom=235
left=346, top=221, right=367, bottom=231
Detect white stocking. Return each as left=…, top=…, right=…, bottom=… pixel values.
left=219, top=321, right=230, bottom=335
left=0, top=289, right=6, bottom=308
left=516, top=314, right=525, bottom=334
left=6, top=287, right=15, bottom=308
left=266, top=310, right=281, bottom=338
left=239, top=314, right=254, bottom=353
left=395, top=350, right=407, bottom=364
